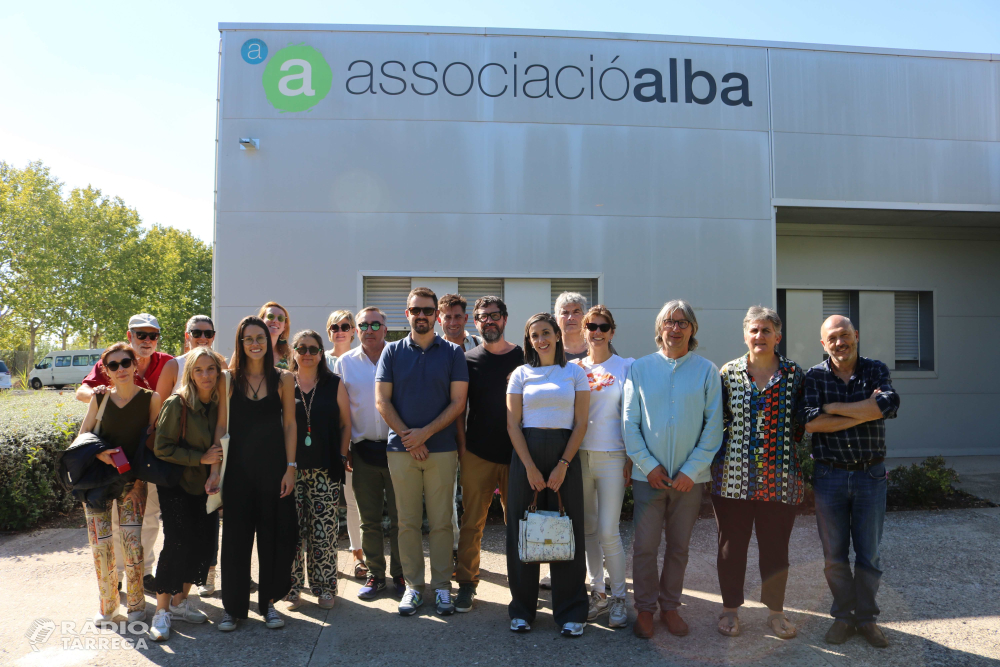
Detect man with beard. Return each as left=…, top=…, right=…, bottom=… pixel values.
left=801, top=315, right=900, bottom=649
left=453, top=296, right=524, bottom=613
left=376, top=287, right=469, bottom=617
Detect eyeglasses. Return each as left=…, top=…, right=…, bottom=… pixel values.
left=329, top=322, right=352, bottom=333
left=407, top=307, right=437, bottom=317
left=474, top=312, right=504, bottom=322
left=358, top=322, right=383, bottom=331
left=295, top=345, right=321, bottom=356
left=662, top=319, right=691, bottom=330
left=131, top=331, right=159, bottom=341
left=105, top=358, right=134, bottom=372
left=264, top=313, right=286, bottom=323
left=189, top=329, right=215, bottom=339
left=585, top=323, right=612, bottom=333
left=242, top=335, right=268, bottom=346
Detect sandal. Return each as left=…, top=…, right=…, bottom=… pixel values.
left=353, top=558, right=368, bottom=579
left=718, top=611, right=741, bottom=637
left=767, top=612, right=797, bottom=640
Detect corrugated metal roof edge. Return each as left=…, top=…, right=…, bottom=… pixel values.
left=217, top=23, right=999, bottom=62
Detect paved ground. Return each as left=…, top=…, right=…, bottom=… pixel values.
left=2, top=504, right=998, bottom=667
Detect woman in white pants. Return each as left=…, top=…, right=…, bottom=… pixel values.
left=326, top=309, right=366, bottom=578
left=571, top=306, right=633, bottom=629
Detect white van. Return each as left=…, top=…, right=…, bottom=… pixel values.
left=28, top=349, right=104, bottom=389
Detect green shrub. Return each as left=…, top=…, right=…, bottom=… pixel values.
left=0, top=392, right=86, bottom=531
left=888, top=456, right=960, bottom=507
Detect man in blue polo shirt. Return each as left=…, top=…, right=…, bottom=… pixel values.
left=376, top=287, right=469, bottom=617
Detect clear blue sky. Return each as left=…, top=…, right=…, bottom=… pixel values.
left=2, top=0, right=996, bottom=241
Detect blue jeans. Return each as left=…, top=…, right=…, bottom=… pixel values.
left=813, top=461, right=887, bottom=625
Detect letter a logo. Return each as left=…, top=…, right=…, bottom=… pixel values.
left=262, top=44, right=332, bottom=112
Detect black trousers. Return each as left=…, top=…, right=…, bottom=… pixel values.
left=506, top=428, right=588, bottom=625
left=711, top=494, right=798, bottom=611
left=154, top=484, right=218, bottom=595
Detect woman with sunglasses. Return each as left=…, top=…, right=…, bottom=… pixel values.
left=78, top=342, right=163, bottom=625
left=570, top=306, right=634, bottom=630
left=506, top=312, right=590, bottom=637
left=259, top=302, right=292, bottom=369
left=284, top=330, right=352, bottom=610
left=155, top=315, right=217, bottom=398
left=211, top=316, right=298, bottom=632
left=324, top=309, right=367, bottom=579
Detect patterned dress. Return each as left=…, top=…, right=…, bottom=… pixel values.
left=711, top=354, right=805, bottom=505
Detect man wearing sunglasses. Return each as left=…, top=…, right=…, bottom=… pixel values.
left=76, top=312, right=175, bottom=594
left=376, top=287, right=469, bottom=617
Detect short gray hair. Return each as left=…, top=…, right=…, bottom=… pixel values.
left=554, top=291, right=588, bottom=315
left=743, top=305, right=782, bottom=334
left=654, top=299, right=699, bottom=351
left=355, top=306, right=387, bottom=323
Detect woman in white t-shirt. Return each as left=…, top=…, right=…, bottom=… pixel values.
left=506, top=312, right=590, bottom=638
left=571, top=306, right=634, bottom=630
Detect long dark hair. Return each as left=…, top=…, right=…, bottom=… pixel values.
left=290, top=330, right=335, bottom=386
left=232, top=316, right=279, bottom=398
left=522, top=312, right=566, bottom=368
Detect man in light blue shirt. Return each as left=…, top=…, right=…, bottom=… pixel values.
left=622, top=300, right=723, bottom=639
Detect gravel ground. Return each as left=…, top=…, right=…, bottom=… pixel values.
left=1, top=507, right=997, bottom=667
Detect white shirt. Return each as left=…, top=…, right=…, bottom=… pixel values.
left=507, top=363, right=589, bottom=430
left=333, top=346, right=389, bottom=443
left=573, top=354, right=634, bottom=452
left=172, top=352, right=189, bottom=394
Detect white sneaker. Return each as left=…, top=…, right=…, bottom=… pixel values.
left=608, top=596, right=628, bottom=628
left=587, top=592, right=610, bottom=621
left=149, top=609, right=171, bottom=641
left=561, top=622, right=585, bottom=637
left=127, top=609, right=146, bottom=624
left=169, top=598, right=208, bottom=624
left=510, top=618, right=531, bottom=632
left=94, top=608, right=119, bottom=626
left=198, top=567, right=216, bottom=596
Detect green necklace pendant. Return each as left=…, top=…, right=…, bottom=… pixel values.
left=305, top=428, right=312, bottom=447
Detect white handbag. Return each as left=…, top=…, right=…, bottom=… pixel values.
left=518, top=490, right=575, bottom=563
left=206, top=371, right=231, bottom=514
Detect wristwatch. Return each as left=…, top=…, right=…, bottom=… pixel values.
left=341, top=454, right=349, bottom=464
left=287, top=462, right=297, bottom=469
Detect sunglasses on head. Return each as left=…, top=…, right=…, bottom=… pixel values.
left=189, top=329, right=215, bottom=339
left=329, top=322, right=352, bottom=333
left=131, top=330, right=159, bottom=341
left=407, top=307, right=437, bottom=317
left=586, top=323, right=612, bottom=333
left=264, top=313, right=286, bottom=323
left=358, top=322, right=382, bottom=331
left=295, top=345, right=321, bottom=356
left=105, top=358, right=134, bottom=372
left=474, top=311, right=504, bottom=322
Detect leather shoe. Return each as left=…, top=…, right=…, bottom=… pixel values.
left=824, top=619, right=857, bottom=644
left=633, top=611, right=654, bottom=639
left=858, top=622, right=889, bottom=648
left=660, top=609, right=689, bottom=636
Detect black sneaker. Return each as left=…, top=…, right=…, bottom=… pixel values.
left=143, top=574, right=157, bottom=595
left=455, top=583, right=476, bottom=613
left=824, top=619, right=857, bottom=645
left=357, top=576, right=386, bottom=601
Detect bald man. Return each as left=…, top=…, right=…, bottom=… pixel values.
left=799, top=315, right=900, bottom=649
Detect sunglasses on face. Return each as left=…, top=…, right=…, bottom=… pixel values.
left=105, top=358, right=134, bottom=372
left=189, top=329, right=215, bottom=339
left=663, top=319, right=691, bottom=330
left=295, top=345, right=321, bottom=356
left=131, top=331, right=159, bottom=341
left=329, top=322, right=352, bottom=333
left=474, top=311, right=504, bottom=322
left=586, top=323, right=612, bottom=333
left=242, top=335, right=268, bottom=346
left=407, top=307, right=437, bottom=317
left=358, top=322, right=383, bottom=331
left=264, top=313, right=286, bottom=323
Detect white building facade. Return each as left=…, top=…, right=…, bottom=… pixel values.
left=214, top=23, right=1000, bottom=457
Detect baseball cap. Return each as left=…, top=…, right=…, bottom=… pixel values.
left=128, top=313, right=161, bottom=331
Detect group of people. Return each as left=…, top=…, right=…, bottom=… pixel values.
left=73, top=287, right=899, bottom=649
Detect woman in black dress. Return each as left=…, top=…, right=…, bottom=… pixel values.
left=211, top=315, right=298, bottom=632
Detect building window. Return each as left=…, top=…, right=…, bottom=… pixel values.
left=457, top=278, right=504, bottom=310
left=551, top=278, right=599, bottom=313
left=363, top=276, right=412, bottom=331
left=894, top=291, right=934, bottom=371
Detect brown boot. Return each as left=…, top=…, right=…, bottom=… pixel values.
left=633, top=611, right=655, bottom=639
left=660, top=609, right=689, bottom=636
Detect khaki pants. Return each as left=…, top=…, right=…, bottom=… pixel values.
left=387, top=450, right=458, bottom=593
left=456, top=450, right=508, bottom=586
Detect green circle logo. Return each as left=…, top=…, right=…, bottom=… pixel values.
left=262, top=44, right=332, bottom=112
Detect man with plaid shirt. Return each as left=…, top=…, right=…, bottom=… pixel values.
left=801, top=315, right=900, bottom=649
